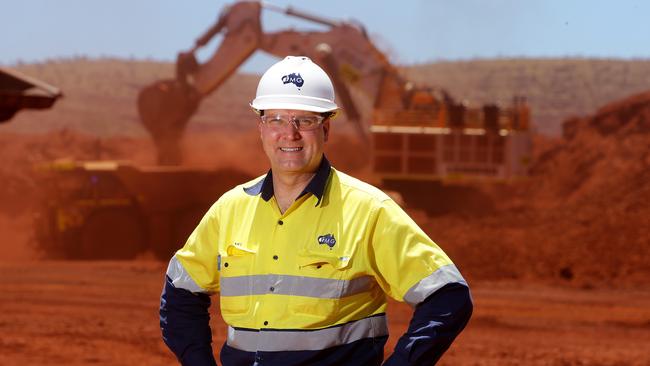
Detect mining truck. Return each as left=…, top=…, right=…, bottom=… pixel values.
left=34, top=160, right=252, bottom=259
left=35, top=1, right=532, bottom=259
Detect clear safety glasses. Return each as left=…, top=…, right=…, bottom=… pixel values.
left=260, top=114, right=326, bottom=131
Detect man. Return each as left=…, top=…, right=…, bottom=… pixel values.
left=160, top=56, right=473, bottom=366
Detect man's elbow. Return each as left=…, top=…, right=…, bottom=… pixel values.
left=456, top=284, right=473, bottom=332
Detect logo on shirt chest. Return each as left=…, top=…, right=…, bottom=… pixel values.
left=317, top=234, right=336, bottom=249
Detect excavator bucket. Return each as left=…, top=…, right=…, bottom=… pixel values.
left=137, top=79, right=201, bottom=165
left=0, top=67, right=62, bottom=123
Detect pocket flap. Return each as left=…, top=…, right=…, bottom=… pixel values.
left=226, top=244, right=257, bottom=256
left=298, top=253, right=351, bottom=270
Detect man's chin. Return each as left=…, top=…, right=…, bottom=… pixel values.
left=272, top=161, right=315, bottom=174
left=277, top=166, right=307, bottom=174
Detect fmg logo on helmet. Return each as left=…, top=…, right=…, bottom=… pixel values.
left=281, top=73, right=304, bottom=88
left=317, top=234, right=336, bottom=249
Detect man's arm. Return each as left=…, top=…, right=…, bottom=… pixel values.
left=160, top=201, right=222, bottom=365
left=368, top=199, right=473, bottom=365
left=160, top=275, right=217, bottom=366
left=383, top=283, right=473, bottom=365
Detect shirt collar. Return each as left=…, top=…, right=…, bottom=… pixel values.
left=243, top=156, right=332, bottom=206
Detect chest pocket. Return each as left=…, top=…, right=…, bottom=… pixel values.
left=289, top=252, right=352, bottom=318
left=219, top=245, right=257, bottom=317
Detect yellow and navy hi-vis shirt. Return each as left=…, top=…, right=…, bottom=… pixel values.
left=164, top=157, right=468, bottom=364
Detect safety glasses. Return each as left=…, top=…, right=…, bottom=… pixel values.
left=260, top=114, right=325, bottom=131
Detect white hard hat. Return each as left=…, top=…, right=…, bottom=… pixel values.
left=250, top=56, right=338, bottom=113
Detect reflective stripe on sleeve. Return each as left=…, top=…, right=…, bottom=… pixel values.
left=220, top=274, right=373, bottom=298
left=166, top=255, right=209, bottom=294
left=227, top=314, right=388, bottom=352
left=403, top=264, right=467, bottom=306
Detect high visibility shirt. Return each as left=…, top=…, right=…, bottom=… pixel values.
left=163, top=157, right=469, bottom=365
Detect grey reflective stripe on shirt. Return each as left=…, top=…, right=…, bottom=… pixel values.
left=227, top=314, right=388, bottom=352
left=220, top=274, right=373, bottom=298
left=166, top=255, right=208, bottom=294
left=403, top=264, right=467, bottom=306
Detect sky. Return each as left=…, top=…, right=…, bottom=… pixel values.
left=1, top=0, right=649, bottom=73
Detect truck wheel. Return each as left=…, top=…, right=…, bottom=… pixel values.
left=77, top=208, right=147, bottom=259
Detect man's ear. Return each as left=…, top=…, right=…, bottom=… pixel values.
left=323, top=120, right=331, bottom=142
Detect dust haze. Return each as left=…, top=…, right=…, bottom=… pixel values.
left=1, top=56, right=649, bottom=364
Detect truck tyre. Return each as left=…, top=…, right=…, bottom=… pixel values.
left=77, top=208, right=147, bottom=259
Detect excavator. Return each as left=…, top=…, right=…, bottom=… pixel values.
left=137, top=0, right=531, bottom=180
left=34, top=1, right=532, bottom=260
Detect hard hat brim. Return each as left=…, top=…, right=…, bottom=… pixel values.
left=250, top=95, right=338, bottom=113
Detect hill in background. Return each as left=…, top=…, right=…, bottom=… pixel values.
left=2, top=57, right=650, bottom=137
left=1, top=58, right=260, bottom=137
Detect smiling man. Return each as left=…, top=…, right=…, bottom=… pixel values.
left=257, top=107, right=332, bottom=213
left=160, top=56, right=473, bottom=366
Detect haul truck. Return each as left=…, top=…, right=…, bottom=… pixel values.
left=34, top=160, right=252, bottom=259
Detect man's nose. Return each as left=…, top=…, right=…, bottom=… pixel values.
left=288, top=117, right=302, bottom=130
left=281, top=118, right=300, bottom=131
left=277, top=119, right=301, bottom=137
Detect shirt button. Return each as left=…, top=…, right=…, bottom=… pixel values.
left=277, top=220, right=283, bottom=225
left=224, top=262, right=229, bottom=268
left=269, top=286, right=275, bottom=292
left=264, top=321, right=269, bottom=326
left=273, top=255, right=278, bottom=260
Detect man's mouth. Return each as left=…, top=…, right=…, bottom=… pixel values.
left=279, top=147, right=303, bottom=152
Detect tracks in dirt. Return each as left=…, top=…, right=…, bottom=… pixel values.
left=1, top=261, right=649, bottom=365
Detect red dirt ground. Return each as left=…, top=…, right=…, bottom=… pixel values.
left=1, top=261, right=648, bottom=365
left=1, top=90, right=649, bottom=364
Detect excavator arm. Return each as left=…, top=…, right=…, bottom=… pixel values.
left=178, top=1, right=262, bottom=95
left=137, top=1, right=263, bottom=165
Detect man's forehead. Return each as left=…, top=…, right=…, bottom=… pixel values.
left=264, top=109, right=320, bottom=116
